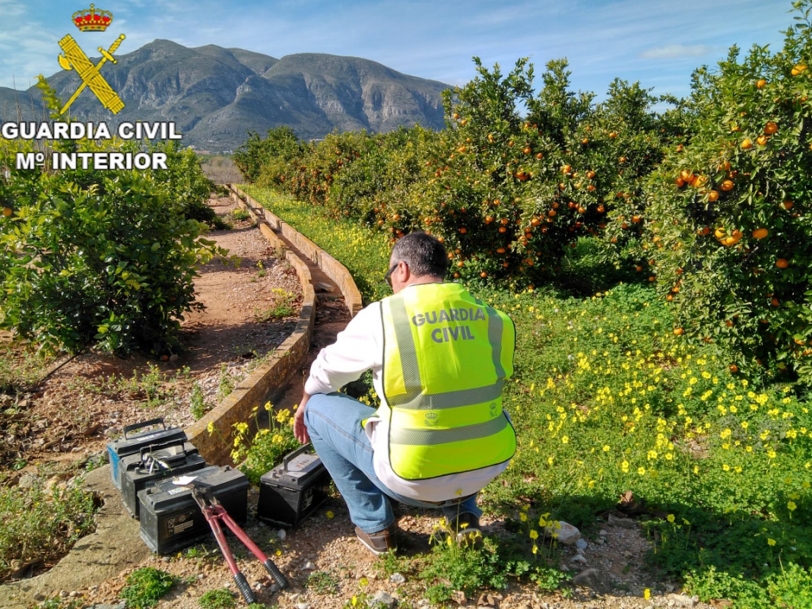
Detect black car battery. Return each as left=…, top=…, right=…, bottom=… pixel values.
left=107, top=418, right=187, bottom=489
left=257, top=444, right=332, bottom=527
left=138, top=465, right=249, bottom=555
left=120, top=440, right=207, bottom=519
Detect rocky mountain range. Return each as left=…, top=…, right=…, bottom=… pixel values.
left=0, top=40, right=451, bottom=151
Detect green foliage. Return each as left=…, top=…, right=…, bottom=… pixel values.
left=641, top=0, right=812, bottom=382
left=198, top=588, right=237, bottom=609
left=231, top=208, right=250, bottom=221
left=0, top=476, right=97, bottom=582
left=420, top=539, right=507, bottom=604
left=231, top=403, right=299, bottom=485
left=190, top=382, right=207, bottom=420
left=157, top=141, right=225, bottom=229
left=233, top=126, right=304, bottom=184
left=120, top=567, right=175, bottom=609
left=306, top=570, right=341, bottom=595
left=0, top=140, right=224, bottom=356
left=254, top=288, right=299, bottom=321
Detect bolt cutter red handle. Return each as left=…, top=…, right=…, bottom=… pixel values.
left=191, top=486, right=289, bottom=604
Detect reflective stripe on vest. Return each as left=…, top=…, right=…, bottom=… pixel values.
left=380, top=282, right=516, bottom=480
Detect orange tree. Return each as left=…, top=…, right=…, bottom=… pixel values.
left=332, top=126, right=443, bottom=228
left=233, top=126, right=304, bottom=184
left=396, top=57, right=674, bottom=284
left=642, top=0, right=812, bottom=380
left=282, top=130, right=375, bottom=208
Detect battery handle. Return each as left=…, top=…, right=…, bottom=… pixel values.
left=282, top=443, right=313, bottom=472
left=123, top=417, right=166, bottom=439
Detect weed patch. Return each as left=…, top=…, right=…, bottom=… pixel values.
left=120, top=567, right=175, bottom=608
left=0, top=476, right=98, bottom=582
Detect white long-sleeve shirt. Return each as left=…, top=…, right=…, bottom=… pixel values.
left=304, top=285, right=509, bottom=502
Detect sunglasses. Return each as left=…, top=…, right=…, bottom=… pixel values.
left=384, top=262, right=399, bottom=287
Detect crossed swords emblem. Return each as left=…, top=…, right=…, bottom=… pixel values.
left=57, top=33, right=125, bottom=115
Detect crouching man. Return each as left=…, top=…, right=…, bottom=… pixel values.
left=293, top=231, right=516, bottom=555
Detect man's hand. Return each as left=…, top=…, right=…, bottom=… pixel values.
left=293, top=393, right=310, bottom=444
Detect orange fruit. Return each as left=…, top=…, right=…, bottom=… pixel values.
left=752, top=228, right=768, bottom=239
left=721, top=230, right=743, bottom=246
left=609, top=131, right=618, bottom=139
left=548, top=209, right=557, bottom=217
left=741, top=138, right=753, bottom=150
left=673, top=328, right=684, bottom=336
left=457, top=260, right=464, bottom=267
left=459, top=227, right=467, bottom=234
left=791, top=64, right=807, bottom=76
left=453, top=272, right=460, bottom=278
left=484, top=215, right=494, bottom=224
left=707, top=190, right=719, bottom=202
left=587, top=170, right=596, bottom=179
left=480, top=271, right=488, bottom=278
left=756, top=135, right=769, bottom=146
left=764, top=121, right=778, bottom=135
left=582, top=138, right=589, bottom=145
left=675, top=178, right=686, bottom=187
left=496, top=247, right=506, bottom=254
left=2, top=207, right=11, bottom=217
left=562, top=164, right=572, bottom=174
left=756, top=78, right=767, bottom=89
left=523, top=146, right=532, bottom=155
left=781, top=200, right=794, bottom=210
left=535, top=152, right=544, bottom=159
left=729, top=364, right=739, bottom=373
left=771, top=297, right=780, bottom=307
left=680, top=169, right=694, bottom=182
left=531, top=217, right=541, bottom=226
left=648, top=275, right=656, bottom=282
left=776, top=258, right=789, bottom=268
left=498, top=226, right=507, bottom=233
left=720, top=180, right=735, bottom=191
left=714, top=227, right=727, bottom=239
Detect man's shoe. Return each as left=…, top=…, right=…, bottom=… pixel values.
left=446, top=513, right=483, bottom=547
left=355, top=525, right=397, bottom=556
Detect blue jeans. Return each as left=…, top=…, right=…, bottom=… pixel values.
left=304, top=392, right=481, bottom=534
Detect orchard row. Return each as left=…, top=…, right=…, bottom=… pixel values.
left=234, top=1, right=812, bottom=382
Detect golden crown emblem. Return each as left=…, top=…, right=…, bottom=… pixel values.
left=72, top=4, right=113, bottom=32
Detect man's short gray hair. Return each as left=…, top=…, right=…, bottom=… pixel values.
left=391, top=232, right=448, bottom=278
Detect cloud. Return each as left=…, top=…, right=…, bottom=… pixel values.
left=640, top=44, right=713, bottom=60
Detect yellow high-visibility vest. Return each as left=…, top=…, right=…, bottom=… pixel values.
left=379, top=282, right=516, bottom=480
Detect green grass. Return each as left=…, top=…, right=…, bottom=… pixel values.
left=245, top=185, right=812, bottom=608
left=0, top=477, right=98, bottom=583
left=120, top=567, right=175, bottom=609
left=198, top=588, right=237, bottom=609
left=242, top=186, right=391, bottom=303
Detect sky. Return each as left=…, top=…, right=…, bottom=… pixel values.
left=0, top=0, right=795, bottom=102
